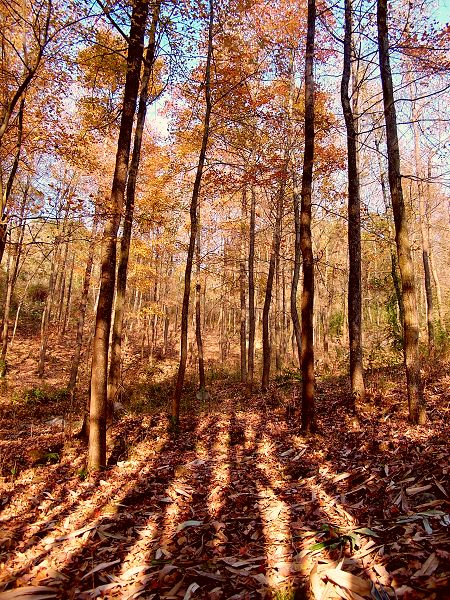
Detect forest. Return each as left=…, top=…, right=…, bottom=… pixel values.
left=0, top=0, right=449, bottom=597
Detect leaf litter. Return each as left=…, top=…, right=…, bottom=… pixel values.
left=0, top=362, right=449, bottom=599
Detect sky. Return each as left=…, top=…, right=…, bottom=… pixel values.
left=436, top=0, right=450, bottom=23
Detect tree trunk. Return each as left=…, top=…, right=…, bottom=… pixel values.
left=262, top=181, right=284, bottom=391
left=377, top=0, right=425, bottom=424
left=289, top=56, right=302, bottom=369
left=375, top=132, right=404, bottom=325
left=68, top=208, right=99, bottom=395
left=88, top=0, right=150, bottom=470
left=38, top=246, right=59, bottom=378
left=411, top=94, right=434, bottom=353
left=195, top=204, right=206, bottom=393
left=60, top=252, right=75, bottom=339
left=247, top=185, right=256, bottom=393
left=0, top=188, right=27, bottom=376
left=300, top=0, right=316, bottom=433
left=172, top=0, right=213, bottom=425
left=107, top=2, right=160, bottom=411
left=240, top=188, right=247, bottom=383
left=341, top=0, right=365, bottom=407
left=0, top=98, right=25, bottom=266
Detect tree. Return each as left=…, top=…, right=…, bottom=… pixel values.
left=172, top=0, right=214, bottom=427
left=299, top=0, right=316, bottom=433
left=341, top=0, right=365, bottom=409
left=377, top=0, right=426, bottom=425
left=88, top=0, right=150, bottom=471
left=108, top=1, right=161, bottom=411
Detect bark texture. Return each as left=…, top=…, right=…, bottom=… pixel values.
left=88, top=0, right=150, bottom=470
left=377, top=0, right=426, bottom=425
left=300, top=0, right=316, bottom=433
left=107, top=2, right=161, bottom=411
left=341, top=0, right=365, bottom=407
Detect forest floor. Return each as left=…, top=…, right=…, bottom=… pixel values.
left=0, top=332, right=449, bottom=600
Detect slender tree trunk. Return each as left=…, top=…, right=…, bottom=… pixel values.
left=0, top=98, right=25, bottom=266
left=108, top=2, right=160, bottom=411
left=375, top=133, right=404, bottom=324
left=247, top=185, right=256, bottom=393
left=88, top=0, right=150, bottom=470
left=68, top=210, right=99, bottom=394
left=377, top=0, right=425, bottom=424
left=411, top=95, right=434, bottom=353
left=195, top=204, right=206, bottom=393
left=300, top=0, right=316, bottom=433
left=0, top=189, right=27, bottom=375
left=289, top=57, right=302, bottom=368
left=341, top=0, right=365, bottom=407
left=240, top=188, right=247, bottom=383
left=60, top=252, right=75, bottom=339
left=262, top=181, right=284, bottom=391
left=38, top=247, right=59, bottom=378
left=172, top=0, right=213, bottom=425
left=426, top=161, right=444, bottom=332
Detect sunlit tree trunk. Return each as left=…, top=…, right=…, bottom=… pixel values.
left=300, top=0, right=316, bottom=433
left=60, top=253, right=75, bottom=339
left=247, top=185, right=256, bottom=393
left=289, top=55, right=302, bottom=368
left=341, top=0, right=365, bottom=408
left=88, top=0, right=150, bottom=470
left=195, top=205, right=206, bottom=393
left=239, top=188, right=247, bottom=383
left=172, top=0, right=213, bottom=426
left=377, top=0, right=425, bottom=424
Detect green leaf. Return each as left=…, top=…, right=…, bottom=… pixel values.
left=353, top=527, right=380, bottom=538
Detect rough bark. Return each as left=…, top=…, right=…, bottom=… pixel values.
left=88, top=0, right=150, bottom=470
left=172, top=0, right=213, bottom=425
left=107, top=2, right=160, bottom=411
left=300, top=0, right=316, bottom=433
left=377, top=0, right=426, bottom=424
left=341, top=0, right=365, bottom=407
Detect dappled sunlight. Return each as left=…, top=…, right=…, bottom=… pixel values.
left=206, top=413, right=231, bottom=519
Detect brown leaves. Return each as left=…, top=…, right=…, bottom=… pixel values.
left=1, top=364, right=449, bottom=599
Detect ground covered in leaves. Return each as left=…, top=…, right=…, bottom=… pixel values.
left=0, top=345, right=449, bottom=599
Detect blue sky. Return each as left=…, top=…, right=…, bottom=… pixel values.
left=436, top=0, right=450, bottom=24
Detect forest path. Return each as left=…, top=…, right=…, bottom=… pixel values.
left=0, top=362, right=449, bottom=599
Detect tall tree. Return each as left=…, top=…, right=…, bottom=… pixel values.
left=107, top=1, right=161, bottom=411
left=262, top=175, right=284, bottom=391
left=377, top=0, right=426, bottom=425
left=247, top=184, right=256, bottom=393
left=172, top=0, right=214, bottom=426
left=88, top=0, right=150, bottom=471
left=299, top=0, right=316, bottom=433
left=341, top=0, right=365, bottom=408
